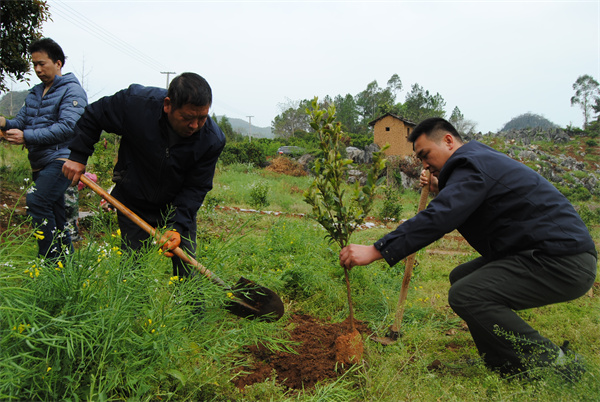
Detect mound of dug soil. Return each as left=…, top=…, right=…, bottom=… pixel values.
left=232, top=314, right=371, bottom=390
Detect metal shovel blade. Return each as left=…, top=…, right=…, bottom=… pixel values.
left=226, top=277, right=285, bottom=322
left=371, top=326, right=401, bottom=346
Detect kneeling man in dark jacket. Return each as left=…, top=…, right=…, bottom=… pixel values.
left=340, top=117, right=596, bottom=379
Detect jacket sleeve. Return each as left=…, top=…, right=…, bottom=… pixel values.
left=69, top=88, right=129, bottom=165
left=4, top=98, right=29, bottom=130
left=23, top=84, right=87, bottom=146
left=374, top=165, right=486, bottom=266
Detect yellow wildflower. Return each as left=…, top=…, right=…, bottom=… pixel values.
left=33, top=230, right=45, bottom=240
left=46, top=367, right=52, bottom=373
left=226, top=292, right=234, bottom=299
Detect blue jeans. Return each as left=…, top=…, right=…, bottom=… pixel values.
left=27, top=160, right=73, bottom=259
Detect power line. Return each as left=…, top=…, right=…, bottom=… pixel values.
left=48, top=0, right=168, bottom=73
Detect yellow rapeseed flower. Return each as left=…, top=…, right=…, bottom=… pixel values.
left=33, top=230, right=45, bottom=240
left=226, top=292, right=234, bottom=299
left=47, top=367, right=52, bottom=373
left=57, top=261, right=63, bottom=269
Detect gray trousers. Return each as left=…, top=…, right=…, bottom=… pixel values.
left=448, top=248, right=597, bottom=373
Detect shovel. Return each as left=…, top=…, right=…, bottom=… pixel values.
left=79, top=174, right=284, bottom=322
left=372, top=172, right=430, bottom=345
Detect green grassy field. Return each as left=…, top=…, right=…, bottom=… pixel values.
left=1, top=145, right=599, bottom=401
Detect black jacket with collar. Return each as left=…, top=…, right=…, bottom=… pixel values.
left=68, top=84, right=226, bottom=233
left=375, top=141, right=594, bottom=266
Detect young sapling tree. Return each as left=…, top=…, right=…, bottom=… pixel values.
left=304, top=97, right=388, bottom=363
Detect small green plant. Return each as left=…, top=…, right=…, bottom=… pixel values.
left=248, top=180, right=270, bottom=209
left=379, top=186, right=403, bottom=222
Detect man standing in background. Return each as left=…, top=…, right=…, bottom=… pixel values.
left=0, top=37, right=87, bottom=260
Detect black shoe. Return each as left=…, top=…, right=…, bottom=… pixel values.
left=553, top=341, right=586, bottom=383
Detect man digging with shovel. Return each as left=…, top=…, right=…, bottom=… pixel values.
left=62, top=72, right=225, bottom=279
left=339, top=117, right=596, bottom=381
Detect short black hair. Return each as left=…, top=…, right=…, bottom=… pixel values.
left=29, top=38, right=66, bottom=67
left=408, top=117, right=463, bottom=143
left=167, top=72, right=212, bottom=110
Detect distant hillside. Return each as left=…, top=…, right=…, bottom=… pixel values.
left=218, top=116, right=274, bottom=139
left=0, top=90, right=28, bottom=117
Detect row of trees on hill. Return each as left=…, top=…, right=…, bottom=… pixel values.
left=271, top=74, right=477, bottom=140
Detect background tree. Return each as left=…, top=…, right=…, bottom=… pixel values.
left=449, top=106, right=477, bottom=136
left=271, top=98, right=311, bottom=139
left=354, top=77, right=399, bottom=128
left=401, top=83, right=446, bottom=123
left=571, top=74, right=600, bottom=129
left=213, top=114, right=243, bottom=143
left=0, top=0, right=50, bottom=92
left=333, top=94, right=358, bottom=133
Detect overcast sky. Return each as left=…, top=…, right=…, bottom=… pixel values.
left=5, top=0, right=599, bottom=132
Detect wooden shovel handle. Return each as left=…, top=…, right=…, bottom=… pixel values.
left=390, top=172, right=430, bottom=332
left=79, top=174, right=227, bottom=287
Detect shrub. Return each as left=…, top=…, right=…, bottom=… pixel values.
left=378, top=187, right=403, bottom=222
left=248, top=180, right=270, bottom=209
left=577, top=204, right=600, bottom=229
left=220, top=142, right=266, bottom=167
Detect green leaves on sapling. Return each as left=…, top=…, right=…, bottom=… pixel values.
left=304, top=97, right=388, bottom=249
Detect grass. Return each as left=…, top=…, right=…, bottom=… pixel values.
left=1, top=143, right=599, bottom=400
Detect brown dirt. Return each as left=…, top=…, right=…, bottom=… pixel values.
left=232, top=314, right=372, bottom=391
left=335, top=328, right=364, bottom=364
left=0, top=186, right=28, bottom=235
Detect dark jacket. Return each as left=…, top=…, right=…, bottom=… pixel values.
left=68, top=84, right=226, bottom=233
left=375, top=141, right=595, bottom=266
left=5, top=73, right=87, bottom=170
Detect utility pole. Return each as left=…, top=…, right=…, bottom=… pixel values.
left=161, top=71, right=176, bottom=89
left=246, top=115, right=254, bottom=142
